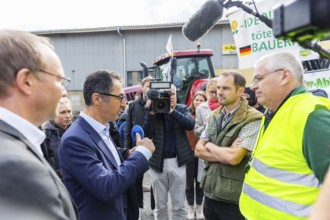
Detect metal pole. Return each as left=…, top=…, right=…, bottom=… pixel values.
left=117, top=27, right=126, bottom=87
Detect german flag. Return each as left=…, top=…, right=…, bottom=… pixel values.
left=239, top=45, right=252, bottom=56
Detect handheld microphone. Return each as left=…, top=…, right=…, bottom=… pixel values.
left=146, top=88, right=160, bottom=101
left=182, top=0, right=224, bottom=42
left=131, top=125, right=145, bottom=143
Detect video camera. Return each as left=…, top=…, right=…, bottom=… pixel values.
left=273, top=0, right=330, bottom=43
left=146, top=82, right=172, bottom=114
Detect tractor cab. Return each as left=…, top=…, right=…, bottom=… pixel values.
left=152, top=49, right=215, bottom=105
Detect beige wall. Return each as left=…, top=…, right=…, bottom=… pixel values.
left=67, top=91, right=84, bottom=113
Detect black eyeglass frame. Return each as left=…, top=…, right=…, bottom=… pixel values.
left=96, top=92, right=126, bottom=102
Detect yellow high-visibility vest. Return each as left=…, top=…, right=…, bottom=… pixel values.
left=239, top=93, right=330, bottom=220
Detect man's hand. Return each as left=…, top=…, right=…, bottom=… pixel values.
left=205, top=142, right=215, bottom=152
left=231, top=138, right=243, bottom=148
left=136, top=133, right=155, bottom=153
left=203, top=139, right=248, bottom=165
left=168, top=105, right=175, bottom=114
left=146, top=100, right=155, bottom=115
left=128, top=147, right=136, bottom=157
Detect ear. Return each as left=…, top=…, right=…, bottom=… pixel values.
left=15, top=68, right=36, bottom=95
left=237, top=86, right=245, bottom=96
left=91, top=93, right=106, bottom=106
left=280, top=69, right=292, bottom=86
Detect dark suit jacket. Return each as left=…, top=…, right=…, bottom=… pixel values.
left=0, top=120, right=77, bottom=220
left=125, top=98, right=146, bottom=149
left=58, top=116, right=149, bottom=220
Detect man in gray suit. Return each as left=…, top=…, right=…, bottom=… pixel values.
left=0, top=30, right=77, bottom=220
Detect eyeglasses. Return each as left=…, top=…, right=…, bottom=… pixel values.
left=38, top=69, right=71, bottom=89
left=97, top=92, right=126, bottom=102
left=251, top=69, right=284, bottom=86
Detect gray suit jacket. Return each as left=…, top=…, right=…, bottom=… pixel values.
left=0, top=120, right=77, bottom=220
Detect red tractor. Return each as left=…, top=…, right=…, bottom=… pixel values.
left=124, top=47, right=216, bottom=106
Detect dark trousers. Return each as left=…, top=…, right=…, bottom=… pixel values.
left=204, top=197, right=244, bottom=220
left=151, top=186, right=155, bottom=210
left=137, top=175, right=155, bottom=210
left=186, top=157, right=204, bottom=206
left=136, top=175, right=144, bottom=208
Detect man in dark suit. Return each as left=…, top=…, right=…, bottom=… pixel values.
left=0, top=30, right=77, bottom=220
left=59, top=70, right=155, bottom=220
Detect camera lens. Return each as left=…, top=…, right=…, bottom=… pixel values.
left=153, top=98, right=170, bottom=114
left=157, top=102, right=165, bottom=109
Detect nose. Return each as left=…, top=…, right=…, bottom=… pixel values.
left=121, top=99, right=127, bottom=108
left=62, top=89, right=68, bottom=97
left=250, top=83, right=257, bottom=91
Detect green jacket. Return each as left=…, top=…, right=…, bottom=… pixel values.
left=201, top=98, right=262, bottom=203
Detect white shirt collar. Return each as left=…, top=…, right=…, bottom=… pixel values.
left=80, top=111, right=121, bottom=165
left=79, top=111, right=107, bottom=135
left=0, top=107, right=45, bottom=155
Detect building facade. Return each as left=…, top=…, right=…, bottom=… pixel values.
left=34, top=21, right=238, bottom=111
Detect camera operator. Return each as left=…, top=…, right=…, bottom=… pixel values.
left=143, top=84, right=195, bottom=220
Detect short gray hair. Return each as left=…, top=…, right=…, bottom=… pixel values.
left=255, top=51, right=304, bottom=85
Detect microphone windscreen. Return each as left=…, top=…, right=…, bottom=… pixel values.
left=131, top=125, right=145, bottom=143
left=146, top=89, right=159, bottom=101
left=182, top=0, right=223, bottom=42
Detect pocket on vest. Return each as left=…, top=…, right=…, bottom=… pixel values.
left=201, top=163, right=244, bottom=203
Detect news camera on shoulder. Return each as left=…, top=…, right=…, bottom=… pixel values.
left=146, top=81, right=172, bottom=114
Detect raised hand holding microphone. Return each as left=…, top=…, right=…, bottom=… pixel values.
left=128, top=125, right=155, bottom=156
left=135, top=132, right=155, bottom=154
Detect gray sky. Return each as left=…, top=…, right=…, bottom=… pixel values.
left=0, top=0, right=206, bottom=31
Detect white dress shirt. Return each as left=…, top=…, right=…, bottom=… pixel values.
left=80, top=111, right=121, bottom=165
left=0, top=107, right=45, bottom=156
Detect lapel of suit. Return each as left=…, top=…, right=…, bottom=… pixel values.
left=0, top=120, right=78, bottom=215
left=76, top=116, right=122, bottom=168
left=0, top=120, right=49, bottom=164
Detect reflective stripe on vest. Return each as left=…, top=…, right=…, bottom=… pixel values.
left=243, top=183, right=312, bottom=217
left=240, top=93, right=330, bottom=220
left=252, top=158, right=320, bottom=188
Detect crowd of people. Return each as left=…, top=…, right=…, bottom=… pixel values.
left=1, top=29, right=330, bottom=220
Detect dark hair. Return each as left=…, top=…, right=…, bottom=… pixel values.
left=244, top=86, right=257, bottom=106
left=189, top=90, right=207, bottom=114
left=221, top=71, right=246, bottom=89
left=83, top=70, right=122, bottom=106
